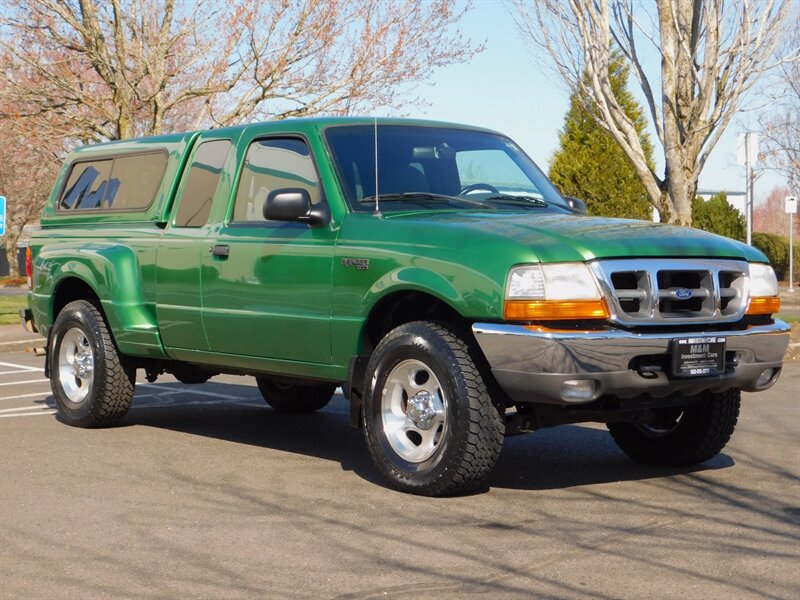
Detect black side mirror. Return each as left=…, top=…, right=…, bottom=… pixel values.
left=563, top=196, right=587, bottom=215
left=263, top=188, right=329, bottom=227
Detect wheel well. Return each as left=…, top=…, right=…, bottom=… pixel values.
left=351, top=291, right=507, bottom=430
left=363, top=291, right=466, bottom=352
left=52, top=277, right=101, bottom=320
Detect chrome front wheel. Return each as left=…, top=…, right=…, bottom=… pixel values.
left=381, top=359, right=447, bottom=463
left=363, top=321, right=504, bottom=496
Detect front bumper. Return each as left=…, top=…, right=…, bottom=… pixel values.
left=473, top=320, right=790, bottom=405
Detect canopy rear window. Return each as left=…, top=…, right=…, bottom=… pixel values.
left=58, top=151, right=167, bottom=212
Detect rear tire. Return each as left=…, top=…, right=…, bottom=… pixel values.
left=49, top=300, right=135, bottom=427
left=362, top=321, right=504, bottom=496
left=608, top=389, right=741, bottom=466
left=256, top=378, right=336, bottom=413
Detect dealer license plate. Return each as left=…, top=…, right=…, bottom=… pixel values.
left=671, top=336, right=726, bottom=377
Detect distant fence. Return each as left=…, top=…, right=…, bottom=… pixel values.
left=0, top=247, right=26, bottom=277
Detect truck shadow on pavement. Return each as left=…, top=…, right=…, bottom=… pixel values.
left=120, top=382, right=735, bottom=494
left=23, top=383, right=798, bottom=598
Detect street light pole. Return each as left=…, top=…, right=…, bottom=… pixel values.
left=787, top=195, right=797, bottom=293
left=745, top=133, right=752, bottom=245
left=790, top=214, right=795, bottom=293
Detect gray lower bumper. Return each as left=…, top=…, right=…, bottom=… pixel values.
left=472, top=321, right=790, bottom=405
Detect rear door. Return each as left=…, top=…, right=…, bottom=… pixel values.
left=156, top=133, right=236, bottom=350
left=200, top=133, right=335, bottom=363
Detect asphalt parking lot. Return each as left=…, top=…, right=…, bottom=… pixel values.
left=1, top=349, right=798, bottom=599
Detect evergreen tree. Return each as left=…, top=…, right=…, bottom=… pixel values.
left=549, top=57, right=654, bottom=220
left=691, top=193, right=745, bottom=241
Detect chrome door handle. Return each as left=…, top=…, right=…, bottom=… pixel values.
left=211, top=244, right=230, bottom=258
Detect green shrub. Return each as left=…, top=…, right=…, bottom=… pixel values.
left=752, top=232, right=800, bottom=281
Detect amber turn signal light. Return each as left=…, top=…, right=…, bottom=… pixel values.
left=504, top=298, right=610, bottom=321
left=746, top=296, right=780, bottom=315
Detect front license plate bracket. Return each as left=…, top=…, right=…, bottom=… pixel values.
left=671, top=336, right=726, bottom=377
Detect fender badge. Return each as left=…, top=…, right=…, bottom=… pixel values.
left=342, top=258, right=370, bottom=270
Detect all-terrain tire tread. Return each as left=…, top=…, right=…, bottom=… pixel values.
left=364, top=321, right=504, bottom=496
left=255, top=378, right=337, bottom=413
left=608, top=389, right=740, bottom=467
left=52, top=300, right=135, bottom=428
left=688, top=388, right=740, bottom=463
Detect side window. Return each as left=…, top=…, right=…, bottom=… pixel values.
left=174, top=140, right=232, bottom=227
left=59, top=152, right=167, bottom=211
left=232, top=138, right=321, bottom=223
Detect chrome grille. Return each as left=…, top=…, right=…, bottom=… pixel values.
left=591, top=259, right=748, bottom=325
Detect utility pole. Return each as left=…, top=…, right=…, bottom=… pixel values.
left=738, top=133, right=758, bottom=245
left=787, top=195, right=797, bottom=293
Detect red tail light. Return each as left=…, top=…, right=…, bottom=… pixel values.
left=25, top=247, right=33, bottom=288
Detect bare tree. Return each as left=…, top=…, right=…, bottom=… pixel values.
left=0, top=115, right=61, bottom=277
left=0, top=0, right=480, bottom=271
left=754, top=185, right=798, bottom=236
left=508, top=0, right=795, bottom=225
left=759, top=22, right=800, bottom=194
left=0, top=0, right=480, bottom=142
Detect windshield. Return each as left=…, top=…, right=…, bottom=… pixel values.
left=324, top=125, right=571, bottom=213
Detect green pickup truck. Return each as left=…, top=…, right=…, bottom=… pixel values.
left=23, top=117, right=790, bottom=496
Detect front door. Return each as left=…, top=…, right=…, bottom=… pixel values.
left=201, top=135, right=334, bottom=363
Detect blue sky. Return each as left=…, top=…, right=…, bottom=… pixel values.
left=390, top=1, right=786, bottom=209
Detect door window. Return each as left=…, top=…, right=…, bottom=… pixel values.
left=174, top=140, right=232, bottom=227
left=232, top=138, right=321, bottom=223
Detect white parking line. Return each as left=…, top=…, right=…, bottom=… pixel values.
left=138, top=383, right=246, bottom=401
left=0, top=405, right=55, bottom=414
left=133, top=399, right=257, bottom=410
left=0, top=388, right=260, bottom=418
left=1, top=392, right=51, bottom=401
left=0, top=339, right=43, bottom=346
left=0, top=369, right=43, bottom=375
left=0, top=379, right=50, bottom=386
left=0, top=361, right=43, bottom=372
left=0, top=410, right=57, bottom=419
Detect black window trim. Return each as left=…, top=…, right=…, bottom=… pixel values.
left=55, top=148, right=169, bottom=214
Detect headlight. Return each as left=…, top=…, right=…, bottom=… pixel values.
left=506, top=265, right=547, bottom=298
left=748, top=263, right=778, bottom=297
left=506, top=263, right=602, bottom=300
left=504, top=263, right=608, bottom=320
left=747, top=263, right=780, bottom=315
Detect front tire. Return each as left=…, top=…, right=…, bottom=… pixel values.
left=49, top=300, right=135, bottom=427
left=363, top=321, right=504, bottom=496
left=256, top=378, right=336, bottom=413
left=608, top=389, right=741, bottom=466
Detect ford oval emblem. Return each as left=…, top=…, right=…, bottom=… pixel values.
left=674, top=288, right=693, bottom=299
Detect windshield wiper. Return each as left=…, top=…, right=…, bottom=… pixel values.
left=359, top=192, right=489, bottom=208
left=483, top=194, right=549, bottom=208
